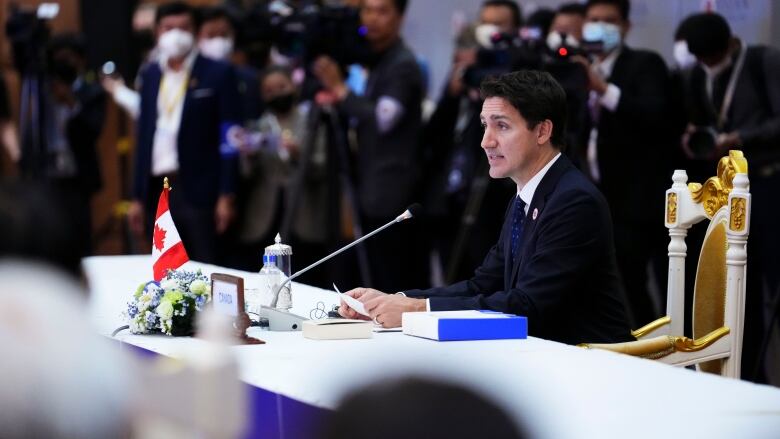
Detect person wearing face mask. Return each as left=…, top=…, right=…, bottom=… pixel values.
left=570, top=0, right=673, bottom=330
left=232, top=66, right=329, bottom=283
left=128, top=1, right=241, bottom=265
left=197, top=6, right=262, bottom=123
left=680, top=12, right=780, bottom=384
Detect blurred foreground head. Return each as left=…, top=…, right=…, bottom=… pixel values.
left=0, top=261, right=131, bottom=438
left=0, top=182, right=86, bottom=280
left=322, top=376, right=526, bottom=439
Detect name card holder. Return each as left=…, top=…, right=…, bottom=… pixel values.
left=211, top=273, right=264, bottom=345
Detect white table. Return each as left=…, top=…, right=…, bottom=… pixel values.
left=85, top=255, right=780, bottom=439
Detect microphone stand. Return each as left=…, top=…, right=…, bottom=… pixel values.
left=259, top=207, right=418, bottom=331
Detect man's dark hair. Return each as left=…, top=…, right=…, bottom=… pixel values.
left=155, top=1, right=196, bottom=26
left=585, top=0, right=630, bottom=21
left=558, top=2, right=586, bottom=17
left=197, top=6, right=236, bottom=31
left=391, top=0, right=409, bottom=15
left=480, top=70, right=568, bottom=148
left=679, top=13, right=731, bottom=59
left=48, top=33, right=87, bottom=59
left=482, top=0, right=523, bottom=29
left=260, top=64, right=293, bottom=84
left=323, top=377, right=526, bottom=439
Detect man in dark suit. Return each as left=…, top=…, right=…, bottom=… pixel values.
left=128, top=2, right=241, bottom=263
left=313, top=0, right=427, bottom=292
left=339, top=70, right=631, bottom=345
left=572, top=0, right=672, bottom=327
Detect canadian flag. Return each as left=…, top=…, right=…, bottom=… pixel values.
left=152, top=182, right=189, bottom=281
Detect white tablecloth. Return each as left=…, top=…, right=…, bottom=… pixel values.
left=85, top=255, right=780, bottom=439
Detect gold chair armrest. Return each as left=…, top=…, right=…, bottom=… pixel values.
left=579, top=326, right=731, bottom=360
left=671, top=326, right=730, bottom=352
left=578, top=336, right=675, bottom=360
left=631, top=315, right=671, bottom=339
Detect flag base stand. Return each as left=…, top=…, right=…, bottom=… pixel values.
left=258, top=306, right=307, bottom=331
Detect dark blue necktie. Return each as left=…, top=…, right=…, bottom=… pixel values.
left=511, top=196, right=526, bottom=265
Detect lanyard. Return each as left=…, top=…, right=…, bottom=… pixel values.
left=716, top=40, right=747, bottom=131
left=159, top=71, right=189, bottom=118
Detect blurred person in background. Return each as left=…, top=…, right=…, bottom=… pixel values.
left=313, top=0, right=428, bottom=292
left=233, top=66, right=329, bottom=286
left=128, top=1, right=241, bottom=263
left=679, top=12, right=780, bottom=383
left=197, top=6, right=262, bottom=123
left=45, top=34, right=106, bottom=257
left=572, top=0, right=672, bottom=328
left=421, top=20, right=514, bottom=285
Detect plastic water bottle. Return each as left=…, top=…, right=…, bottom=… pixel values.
left=259, top=255, right=283, bottom=308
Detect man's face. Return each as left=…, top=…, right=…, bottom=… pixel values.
left=585, top=4, right=628, bottom=38
left=198, top=17, right=233, bottom=41
left=155, top=13, right=194, bottom=41
left=361, top=0, right=402, bottom=45
left=261, top=72, right=295, bottom=101
left=550, top=13, right=584, bottom=41
left=480, top=97, right=542, bottom=183
left=480, top=5, right=516, bottom=34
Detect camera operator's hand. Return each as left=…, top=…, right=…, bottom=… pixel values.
left=215, top=194, right=236, bottom=235
left=100, top=75, right=124, bottom=95
left=313, top=56, right=348, bottom=101
left=715, top=131, right=741, bottom=157
left=570, top=55, right=608, bottom=95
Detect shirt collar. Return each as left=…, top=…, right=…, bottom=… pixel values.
left=517, top=152, right=562, bottom=209
left=159, top=49, right=198, bottom=74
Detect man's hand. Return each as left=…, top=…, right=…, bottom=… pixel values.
left=570, top=55, right=609, bottom=95
left=127, top=200, right=145, bottom=236
left=215, top=194, right=235, bottom=235
left=363, top=293, right=426, bottom=328
left=312, top=56, right=348, bottom=100
left=338, top=287, right=386, bottom=320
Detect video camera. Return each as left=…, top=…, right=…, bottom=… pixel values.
left=5, top=3, right=59, bottom=74
left=246, top=0, right=368, bottom=68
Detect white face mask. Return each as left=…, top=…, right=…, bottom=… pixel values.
left=474, top=23, right=500, bottom=49
left=583, top=22, right=621, bottom=53
left=673, top=41, right=697, bottom=69
left=198, top=37, right=234, bottom=61
left=158, top=28, right=194, bottom=60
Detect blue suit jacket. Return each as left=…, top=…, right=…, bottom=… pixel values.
left=133, top=54, right=240, bottom=209
left=406, top=155, right=631, bottom=344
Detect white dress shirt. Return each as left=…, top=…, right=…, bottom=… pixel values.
left=151, top=50, right=197, bottom=177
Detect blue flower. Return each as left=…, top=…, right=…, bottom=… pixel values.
left=145, top=311, right=158, bottom=328
left=127, top=302, right=139, bottom=318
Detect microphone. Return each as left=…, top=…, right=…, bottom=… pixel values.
left=271, top=203, right=422, bottom=303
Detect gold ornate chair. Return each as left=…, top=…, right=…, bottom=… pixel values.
left=581, top=151, right=750, bottom=378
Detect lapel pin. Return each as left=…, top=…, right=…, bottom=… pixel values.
left=189, top=77, right=198, bottom=88
left=532, top=208, right=538, bottom=220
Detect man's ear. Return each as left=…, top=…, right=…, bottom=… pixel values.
left=537, top=119, right=553, bottom=145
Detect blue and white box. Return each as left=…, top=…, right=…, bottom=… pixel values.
left=402, top=310, right=527, bottom=341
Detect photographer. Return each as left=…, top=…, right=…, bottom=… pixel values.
left=679, top=12, right=780, bottom=383
left=312, top=0, right=428, bottom=292
left=571, top=0, right=672, bottom=328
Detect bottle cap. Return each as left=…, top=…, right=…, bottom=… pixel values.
left=264, top=233, right=293, bottom=256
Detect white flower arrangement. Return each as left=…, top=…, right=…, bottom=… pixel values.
left=125, top=269, right=211, bottom=336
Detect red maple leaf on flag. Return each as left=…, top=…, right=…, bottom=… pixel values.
left=153, top=223, right=167, bottom=251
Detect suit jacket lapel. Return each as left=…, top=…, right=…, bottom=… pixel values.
left=508, top=155, right=573, bottom=286
left=180, top=55, right=202, bottom=126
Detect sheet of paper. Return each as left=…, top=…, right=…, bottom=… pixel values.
left=333, top=284, right=370, bottom=317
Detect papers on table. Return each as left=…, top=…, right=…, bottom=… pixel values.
left=332, top=284, right=370, bottom=317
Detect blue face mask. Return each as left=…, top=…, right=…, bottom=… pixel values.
left=583, top=22, right=622, bottom=53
